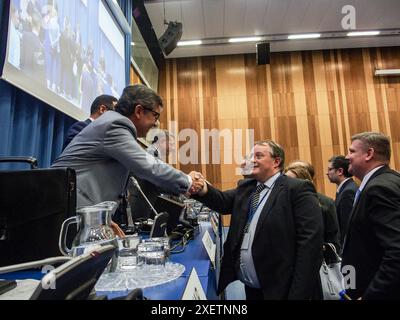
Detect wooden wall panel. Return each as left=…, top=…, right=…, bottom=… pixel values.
left=158, top=47, right=400, bottom=198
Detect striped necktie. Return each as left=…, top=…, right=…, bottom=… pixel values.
left=243, top=184, right=267, bottom=233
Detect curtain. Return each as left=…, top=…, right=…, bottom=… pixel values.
left=0, top=80, right=75, bottom=170
left=0, top=0, right=132, bottom=170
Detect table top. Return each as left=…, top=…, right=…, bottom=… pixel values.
left=0, top=222, right=217, bottom=300
left=102, top=222, right=215, bottom=300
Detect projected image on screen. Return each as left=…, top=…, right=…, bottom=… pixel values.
left=3, top=0, right=126, bottom=119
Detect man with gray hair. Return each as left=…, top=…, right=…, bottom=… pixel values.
left=343, top=131, right=400, bottom=299
left=52, top=84, right=203, bottom=207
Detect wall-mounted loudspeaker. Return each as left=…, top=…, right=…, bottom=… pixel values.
left=158, top=21, right=183, bottom=56
left=256, top=42, right=270, bottom=65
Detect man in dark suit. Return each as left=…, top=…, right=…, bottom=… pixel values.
left=62, top=94, right=117, bottom=149
left=327, top=155, right=358, bottom=247
left=193, top=140, right=323, bottom=300
left=343, top=132, right=400, bottom=299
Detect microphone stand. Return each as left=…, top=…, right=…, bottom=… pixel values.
left=130, top=176, right=160, bottom=218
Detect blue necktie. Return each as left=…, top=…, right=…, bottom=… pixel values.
left=243, top=184, right=267, bottom=233
left=353, top=188, right=361, bottom=206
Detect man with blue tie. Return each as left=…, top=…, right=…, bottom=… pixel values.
left=342, top=132, right=400, bottom=299
left=193, top=140, right=323, bottom=299
left=327, top=155, right=358, bottom=247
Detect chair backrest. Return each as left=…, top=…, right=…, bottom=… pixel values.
left=150, top=211, right=169, bottom=238
left=0, top=168, right=76, bottom=266
left=154, top=196, right=185, bottom=234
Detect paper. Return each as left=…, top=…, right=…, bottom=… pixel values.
left=181, top=268, right=207, bottom=300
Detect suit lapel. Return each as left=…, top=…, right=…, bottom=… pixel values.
left=253, top=175, right=285, bottom=238
left=343, top=166, right=389, bottom=251
left=232, top=180, right=257, bottom=248
left=349, top=166, right=388, bottom=220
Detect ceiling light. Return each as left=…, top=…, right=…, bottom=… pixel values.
left=374, top=69, right=400, bottom=76
left=131, top=42, right=135, bottom=46
left=228, top=37, right=262, bottom=43
left=177, top=40, right=203, bottom=46
left=347, top=31, right=380, bottom=37
left=288, top=33, right=321, bottom=40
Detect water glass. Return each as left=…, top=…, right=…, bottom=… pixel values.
left=143, top=237, right=170, bottom=259
left=116, top=234, right=141, bottom=271
left=137, top=240, right=165, bottom=268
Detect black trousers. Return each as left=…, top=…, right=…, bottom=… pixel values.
left=244, top=285, right=264, bottom=300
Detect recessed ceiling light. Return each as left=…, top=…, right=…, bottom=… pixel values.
left=177, top=40, right=203, bottom=46
left=288, top=33, right=321, bottom=40
left=347, top=31, right=380, bottom=37
left=228, top=37, right=262, bottom=43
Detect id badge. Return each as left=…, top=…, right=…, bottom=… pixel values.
left=241, top=233, right=250, bottom=250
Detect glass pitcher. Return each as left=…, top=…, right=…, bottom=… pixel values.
left=59, top=201, right=118, bottom=256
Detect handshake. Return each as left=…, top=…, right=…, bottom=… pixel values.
left=188, top=171, right=208, bottom=195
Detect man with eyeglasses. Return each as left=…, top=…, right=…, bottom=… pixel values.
left=326, top=155, right=358, bottom=247
left=52, top=84, right=204, bottom=212
left=191, top=140, right=323, bottom=300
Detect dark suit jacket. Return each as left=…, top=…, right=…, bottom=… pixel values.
left=317, top=193, right=341, bottom=253
left=194, top=175, right=323, bottom=299
left=342, top=166, right=400, bottom=299
left=62, top=118, right=91, bottom=150
left=335, top=179, right=358, bottom=246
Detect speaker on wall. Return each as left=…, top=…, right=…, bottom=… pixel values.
left=158, top=21, right=183, bottom=56
left=256, top=42, right=270, bottom=65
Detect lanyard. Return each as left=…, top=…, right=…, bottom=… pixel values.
left=246, top=184, right=273, bottom=224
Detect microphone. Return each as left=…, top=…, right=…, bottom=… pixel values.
left=130, top=176, right=160, bottom=218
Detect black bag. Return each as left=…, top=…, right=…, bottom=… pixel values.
left=0, top=157, right=76, bottom=266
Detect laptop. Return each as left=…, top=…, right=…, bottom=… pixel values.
left=30, top=245, right=115, bottom=300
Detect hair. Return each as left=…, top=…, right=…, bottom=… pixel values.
left=254, top=140, right=285, bottom=171
left=288, top=160, right=315, bottom=179
left=328, top=155, right=352, bottom=178
left=90, top=95, right=117, bottom=115
left=285, top=166, right=313, bottom=182
left=351, top=131, right=391, bottom=162
left=115, top=84, right=163, bottom=117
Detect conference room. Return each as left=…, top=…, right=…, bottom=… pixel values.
left=1, top=0, right=400, bottom=305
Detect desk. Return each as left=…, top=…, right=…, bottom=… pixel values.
left=102, top=222, right=218, bottom=300
left=1, top=222, right=218, bottom=300
left=146, top=222, right=218, bottom=300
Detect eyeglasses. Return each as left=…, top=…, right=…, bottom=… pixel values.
left=143, top=106, right=160, bottom=121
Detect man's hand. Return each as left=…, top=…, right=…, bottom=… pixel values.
left=111, top=221, right=125, bottom=238
left=187, top=171, right=210, bottom=196
left=188, top=171, right=205, bottom=194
